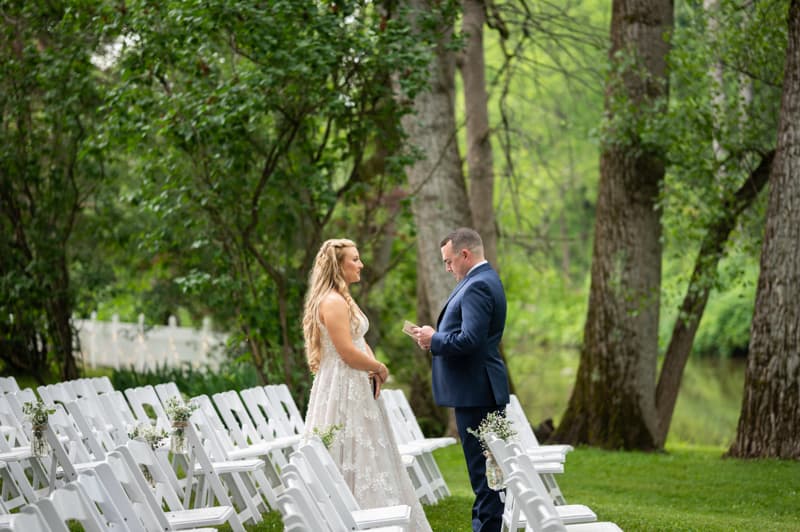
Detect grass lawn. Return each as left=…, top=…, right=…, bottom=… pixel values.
left=231, top=442, right=800, bottom=531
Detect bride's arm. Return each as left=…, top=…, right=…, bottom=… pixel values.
left=321, top=294, right=388, bottom=380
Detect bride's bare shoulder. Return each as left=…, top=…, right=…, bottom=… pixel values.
left=319, top=291, right=348, bottom=322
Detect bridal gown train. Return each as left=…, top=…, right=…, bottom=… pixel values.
left=304, top=312, right=432, bottom=532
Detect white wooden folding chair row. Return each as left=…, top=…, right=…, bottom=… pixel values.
left=379, top=389, right=453, bottom=503
left=278, top=436, right=412, bottom=531
left=3, top=382, right=267, bottom=527
left=485, top=435, right=623, bottom=532
left=0, top=393, right=50, bottom=509
left=0, top=446, right=246, bottom=532
left=120, top=383, right=285, bottom=518
left=506, top=395, right=573, bottom=505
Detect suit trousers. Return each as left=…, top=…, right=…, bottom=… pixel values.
left=455, top=406, right=505, bottom=532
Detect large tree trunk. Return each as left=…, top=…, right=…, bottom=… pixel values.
left=654, top=152, right=773, bottom=447
left=553, top=0, right=673, bottom=450
left=729, top=0, right=800, bottom=460
left=400, top=0, right=472, bottom=437
left=460, top=0, right=516, bottom=396
left=461, top=0, right=498, bottom=267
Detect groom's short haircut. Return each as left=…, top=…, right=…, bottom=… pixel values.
left=442, top=227, right=484, bottom=255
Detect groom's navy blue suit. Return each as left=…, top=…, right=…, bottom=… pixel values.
left=430, top=262, right=509, bottom=532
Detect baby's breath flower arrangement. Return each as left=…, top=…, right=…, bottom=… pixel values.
left=128, top=423, right=168, bottom=485
left=23, top=399, right=56, bottom=457
left=23, top=399, right=56, bottom=426
left=164, top=397, right=198, bottom=455
left=312, top=424, right=343, bottom=450
left=128, top=423, right=168, bottom=450
left=466, top=409, right=517, bottom=491
left=466, top=409, right=517, bottom=451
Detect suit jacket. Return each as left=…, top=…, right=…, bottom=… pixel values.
left=430, top=262, right=510, bottom=408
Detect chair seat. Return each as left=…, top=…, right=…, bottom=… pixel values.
left=0, top=446, right=33, bottom=462
left=351, top=504, right=411, bottom=528
left=165, top=506, right=236, bottom=528
left=195, top=459, right=266, bottom=474
left=530, top=462, right=564, bottom=475
left=515, top=503, right=598, bottom=527
left=225, top=440, right=291, bottom=460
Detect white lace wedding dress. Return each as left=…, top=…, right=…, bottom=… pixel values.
left=304, top=312, right=432, bottom=532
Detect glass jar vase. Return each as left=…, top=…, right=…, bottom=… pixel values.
left=484, top=450, right=503, bottom=491
left=170, top=421, right=189, bottom=455
left=31, top=424, right=49, bottom=457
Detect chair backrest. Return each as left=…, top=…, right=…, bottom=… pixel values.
left=240, top=386, right=296, bottom=441
left=120, top=439, right=185, bottom=511
left=264, top=385, right=305, bottom=435
left=91, top=376, right=115, bottom=395
left=507, top=394, right=543, bottom=450
left=76, top=468, right=139, bottom=532
left=102, top=451, right=171, bottom=532
left=486, top=434, right=551, bottom=499
left=296, top=437, right=361, bottom=515
left=379, top=390, right=418, bottom=445
left=95, top=458, right=165, bottom=532
left=0, top=504, right=50, bottom=532
left=276, top=483, right=334, bottom=532
left=36, top=382, right=78, bottom=408
left=44, top=403, right=100, bottom=483
left=124, top=386, right=170, bottom=430
left=153, top=382, right=182, bottom=406
left=0, top=376, right=20, bottom=393
left=39, top=483, right=108, bottom=532
left=212, top=390, right=264, bottom=448
left=279, top=469, right=341, bottom=532
left=384, top=389, right=427, bottom=441
left=504, top=472, right=567, bottom=532
left=64, top=398, right=113, bottom=458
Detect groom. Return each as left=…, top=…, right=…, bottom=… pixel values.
left=413, top=227, right=509, bottom=532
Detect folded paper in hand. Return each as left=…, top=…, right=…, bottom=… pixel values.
left=402, top=320, right=417, bottom=337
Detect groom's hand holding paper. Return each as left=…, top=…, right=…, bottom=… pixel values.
left=402, top=320, right=417, bottom=338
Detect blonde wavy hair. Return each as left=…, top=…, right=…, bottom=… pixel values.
left=303, top=238, right=361, bottom=374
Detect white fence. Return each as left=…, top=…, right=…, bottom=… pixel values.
left=73, top=313, right=229, bottom=371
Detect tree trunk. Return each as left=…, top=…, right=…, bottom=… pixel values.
left=461, top=0, right=498, bottom=267
left=553, top=0, right=673, bottom=450
left=655, top=151, right=773, bottom=447
left=729, top=0, right=800, bottom=460
left=400, top=0, right=472, bottom=437
left=460, top=0, right=516, bottom=396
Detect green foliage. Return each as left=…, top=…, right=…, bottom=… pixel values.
left=0, top=0, right=118, bottom=379
left=96, top=0, right=446, bottom=397
left=110, top=360, right=259, bottom=398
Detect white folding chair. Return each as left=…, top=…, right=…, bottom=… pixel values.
left=0, top=504, right=50, bottom=532
left=504, top=472, right=623, bottom=532
left=185, top=403, right=279, bottom=514
left=116, top=440, right=247, bottom=532
left=240, top=386, right=303, bottom=441
left=292, top=437, right=412, bottom=530
left=486, top=435, right=596, bottom=531
left=379, top=390, right=450, bottom=503
left=36, top=483, right=108, bottom=532
left=212, top=390, right=298, bottom=483
left=124, top=385, right=172, bottom=431
left=507, top=395, right=572, bottom=460
left=75, top=469, right=135, bottom=531
left=263, top=384, right=305, bottom=436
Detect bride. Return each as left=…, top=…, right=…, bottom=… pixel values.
left=302, top=238, right=432, bottom=532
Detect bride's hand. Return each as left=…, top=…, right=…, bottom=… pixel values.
left=373, top=377, right=383, bottom=399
